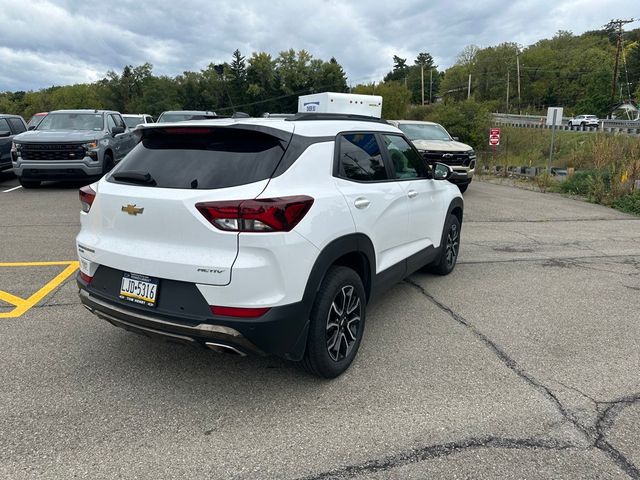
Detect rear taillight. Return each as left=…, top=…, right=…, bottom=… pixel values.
left=79, top=185, right=96, bottom=213
left=79, top=271, right=93, bottom=284
left=196, top=196, right=314, bottom=232
left=210, top=306, right=270, bottom=318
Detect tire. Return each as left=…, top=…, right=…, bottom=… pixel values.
left=299, top=266, right=366, bottom=378
left=19, top=178, right=40, bottom=188
left=102, top=153, right=114, bottom=175
left=581, top=122, right=586, bottom=129
left=457, top=183, right=469, bottom=194
left=428, top=214, right=461, bottom=275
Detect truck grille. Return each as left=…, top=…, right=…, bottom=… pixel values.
left=422, top=151, right=474, bottom=167
left=21, top=143, right=86, bottom=161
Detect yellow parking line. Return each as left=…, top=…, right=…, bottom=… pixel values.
left=0, top=261, right=77, bottom=267
left=0, top=290, right=29, bottom=308
left=0, top=261, right=79, bottom=319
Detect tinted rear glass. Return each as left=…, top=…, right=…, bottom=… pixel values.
left=158, top=113, right=215, bottom=122
left=123, top=116, right=143, bottom=128
left=110, top=127, right=288, bottom=189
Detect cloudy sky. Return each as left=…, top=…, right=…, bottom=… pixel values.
left=0, top=0, right=638, bottom=92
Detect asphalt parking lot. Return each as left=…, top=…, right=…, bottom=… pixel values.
left=1, top=173, right=639, bottom=479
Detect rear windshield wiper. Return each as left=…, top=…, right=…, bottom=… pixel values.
left=112, top=170, right=157, bottom=186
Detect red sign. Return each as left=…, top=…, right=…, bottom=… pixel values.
left=489, top=127, right=500, bottom=146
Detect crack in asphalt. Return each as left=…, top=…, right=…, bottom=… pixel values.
left=303, top=280, right=640, bottom=480
left=465, top=217, right=640, bottom=224
left=458, top=253, right=639, bottom=265
left=404, top=280, right=640, bottom=479
left=298, top=436, right=579, bottom=480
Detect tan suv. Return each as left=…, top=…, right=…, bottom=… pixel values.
left=388, top=120, right=476, bottom=193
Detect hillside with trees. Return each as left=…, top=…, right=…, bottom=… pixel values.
left=1, top=27, right=639, bottom=125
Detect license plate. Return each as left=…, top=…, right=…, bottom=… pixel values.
left=119, top=272, right=159, bottom=307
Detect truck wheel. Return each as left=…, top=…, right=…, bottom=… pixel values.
left=102, top=153, right=114, bottom=175
left=19, top=178, right=40, bottom=189
left=299, top=266, right=366, bottom=378
left=427, top=214, right=461, bottom=276
left=458, top=183, right=469, bottom=194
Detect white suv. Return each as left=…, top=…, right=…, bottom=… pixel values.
left=76, top=113, right=463, bottom=377
left=568, top=115, right=599, bottom=128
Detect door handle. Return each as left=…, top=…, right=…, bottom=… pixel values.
left=354, top=197, right=370, bottom=209
left=407, top=190, right=418, bottom=198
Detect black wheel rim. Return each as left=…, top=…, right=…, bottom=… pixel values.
left=445, top=223, right=459, bottom=268
left=326, top=285, right=361, bottom=362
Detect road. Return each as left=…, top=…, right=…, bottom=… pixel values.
left=1, top=173, right=639, bottom=479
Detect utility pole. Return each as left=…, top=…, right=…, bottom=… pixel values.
left=506, top=69, right=510, bottom=113
left=605, top=18, right=635, bottom=108
left=467, top=74, right=471, bottom=100
left=421, top=64, right=425, bottom=105
left=429, top=68, right=433, bottom=104
left=516, top=49, right=521, bottom=114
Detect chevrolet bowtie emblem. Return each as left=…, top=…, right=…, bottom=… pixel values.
left=121, top=204, right=144, bottom=215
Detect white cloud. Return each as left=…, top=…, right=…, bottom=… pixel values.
left=0, top=0, right=637, bottom=92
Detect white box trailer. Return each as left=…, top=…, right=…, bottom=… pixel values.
left=298, top=92, right=383, bottom=118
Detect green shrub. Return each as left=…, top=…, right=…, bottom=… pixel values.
left=558, top=170, right=610, bottom=196
left=612, top=191, right=640, bottom=216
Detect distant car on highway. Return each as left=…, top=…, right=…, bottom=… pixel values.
left=568, top=115, right=599, bottom=128
left=122, top=114, right=154, bottom=129
left=27, top=112, right=48, bottom=130
left=387, top=120, right=476, bottom=193
left=157, top=110, right=217, bottom=123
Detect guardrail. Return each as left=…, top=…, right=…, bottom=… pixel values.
left=492, top=114, right=640, bottom=135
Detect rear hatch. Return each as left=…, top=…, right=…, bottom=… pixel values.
left=78, top=123, right=294, bottom=286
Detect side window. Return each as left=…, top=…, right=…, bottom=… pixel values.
left=111, top=114, right=125, bottom=129
left=106, top=115, right=117, bottom=132
left=383, top=135, right=428, bottom=179
left=8, top=118, right=26, bottom=134
left=0, top=118, right=10, bottom=133
left=338, top=133, right=388, bottom=182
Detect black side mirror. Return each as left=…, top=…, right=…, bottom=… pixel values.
left=28, top=125, right=37, bottom=131
left=0, top=130, right=11, bottom=138
left=111, top=126, right=125, bottom=136
left=432, top=162, right=453, bottom=180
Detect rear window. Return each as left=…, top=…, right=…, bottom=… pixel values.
left=110, top=127, right=288, bottom=190
left=123, top=116, right=143, bottom=128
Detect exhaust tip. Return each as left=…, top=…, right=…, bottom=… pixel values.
left=205, top=342, right=247, bottom=357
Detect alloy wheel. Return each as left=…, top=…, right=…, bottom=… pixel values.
left=445, top=223, right=460, bottom=268
left=326, top=285, right=361, bottom=362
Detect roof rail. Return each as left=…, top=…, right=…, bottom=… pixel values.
left=286, top=112, right=389, bottom=124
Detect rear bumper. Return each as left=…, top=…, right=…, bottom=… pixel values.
left=78, top=275, right=311, bottom=361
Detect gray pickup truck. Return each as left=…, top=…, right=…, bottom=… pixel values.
left=11, top=109, right=138, bottom=188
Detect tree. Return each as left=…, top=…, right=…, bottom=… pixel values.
left=228, top=49, right=247, bottom=107
left=353, top=81, right=411, bottom=118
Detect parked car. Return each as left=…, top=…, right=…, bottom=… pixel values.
left=76, top=114, right=463, bottom=378
left=568, top=115, right=599, bottom=128
left=156, top=110, right=217, bottom=122
left=122, top=114, right=154, bottom=129
left=0, top=114, right=28, bottom=173
left=27, top=112, right=48, bottom=130
left=11, top=109, right=138, bottom=188
left=388, top=120, right=476, bottom=193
